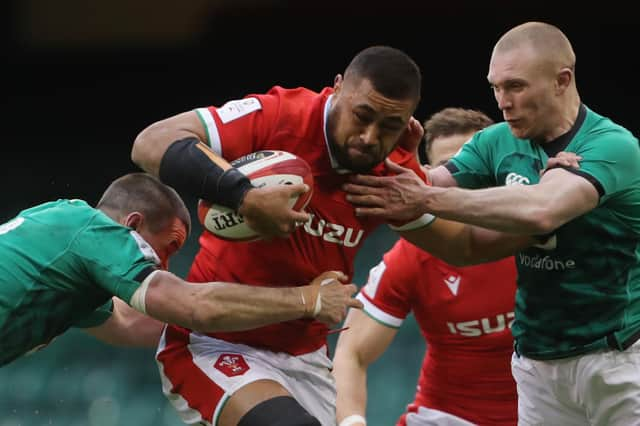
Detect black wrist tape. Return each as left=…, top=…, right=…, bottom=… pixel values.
left=158, top=137, right=254, bottom=211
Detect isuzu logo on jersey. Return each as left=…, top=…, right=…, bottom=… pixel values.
left=447, top=312, right=515, bottom=337
left=302, top=213, right=364, bottom=247
left=214, top=353, right=249, bottom=377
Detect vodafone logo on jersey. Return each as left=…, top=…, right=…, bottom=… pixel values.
left=214, top=353, right=249, bottom=377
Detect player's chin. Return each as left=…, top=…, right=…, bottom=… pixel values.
left=345, top=154, right=381, bottom=173
left=507, top=123, right=529, bottom=140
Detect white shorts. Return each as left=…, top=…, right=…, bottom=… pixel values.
left=511, top=340, right=640, bottom=426
left=156, top=329, right=337, bottom=426
left=405, top=406, right=475, bottom=426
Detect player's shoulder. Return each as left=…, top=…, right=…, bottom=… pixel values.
left=262, top=85, right=329, bottom=106
left=20, top=198, right=93, bottom=219
left=386, top=238, right=435, bottom=265
left=474, top=121, right=512, bottom=142
left=581, top=106, right=638, bottom=147
left=257, top=85, right=331, bottom=123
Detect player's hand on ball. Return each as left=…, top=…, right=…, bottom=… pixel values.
left=300, top=271, right=363, bottom=326
left=238, top=184, right=311, bottom=239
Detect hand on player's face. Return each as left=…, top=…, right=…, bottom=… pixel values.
left=238, top=184, right=311, bottom=239
left=343, top=158, right=431, bottom=223
left=396, top=117, right=424, bottom=155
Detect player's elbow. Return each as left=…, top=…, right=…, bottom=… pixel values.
left=131, top=128, right=153, bottom=170
left=525, top=206, right=559, bottom=235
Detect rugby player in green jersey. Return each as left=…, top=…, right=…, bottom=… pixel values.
left=345, top=22, right=640, bottom=425
left=0, top=173, right=361, bottom=367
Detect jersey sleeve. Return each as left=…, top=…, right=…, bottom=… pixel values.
left=445, top=129, right=496, bottom=189
left=573, top=130, right=640, bottom=201
left=357, top=239, right=421, bottom=328
left=194, top=90, right=281, bottom=161
left=73, top=226, right=159, bottom=307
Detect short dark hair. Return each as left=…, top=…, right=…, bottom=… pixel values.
left=422, top=108, right=494, bottom=164
left=344, top=45, right=421, bottom=101
left=97, top=173, right=191, bottom=235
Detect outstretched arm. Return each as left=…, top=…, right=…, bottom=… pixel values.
left=400, top=219, right=534, bottom=266
left=346, top=158, right=596, bottom=235
left=345, top=161, right=535, bottom=265
left=417, top=168, right=597, bottom=233
left=134, top=270, right=363, bottom=332
left=333, top=308, right=397, bottom=426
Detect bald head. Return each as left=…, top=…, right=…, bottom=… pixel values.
left=488, top=22, right=581, bottom=143
left=494, top=22, right=575, bottom=71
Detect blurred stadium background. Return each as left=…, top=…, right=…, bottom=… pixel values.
left=2, top=0, right=637, bottom=425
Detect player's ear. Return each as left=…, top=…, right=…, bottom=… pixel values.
left=556, top=67, right=573, bottom=94
left=123, top=212, right=144, bottom=230
left=333, top=74, right=343, bottom=92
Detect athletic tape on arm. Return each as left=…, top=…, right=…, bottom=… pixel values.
left=339, top=414, right=367, bottom=426
left=388, top=213, right=436, bottom=231
left=130, top=270, right=161, bottom=314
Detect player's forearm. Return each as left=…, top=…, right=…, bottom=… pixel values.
left=183, top=283, right=308, bottom=332
left=334, top=357, right=368, bottom=425
left=425, top=185, right=553, bottom=234
left=402, top=219, right=534, bottom=266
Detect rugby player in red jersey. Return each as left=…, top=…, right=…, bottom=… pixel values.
left=132, top=47, right=531, bottom=426
left=333, top=108, right=518, bottom=426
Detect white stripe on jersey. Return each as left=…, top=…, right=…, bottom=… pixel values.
left=357, top=293, right=404, bottom=328
left=363, top=260, right=386, bottom=298
left=130, top=230, right=161, bottom=265
left=195, top=108, right=222, bottom=155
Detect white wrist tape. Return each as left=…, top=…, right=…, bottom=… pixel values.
left=339, top=414, right=366, bottom=426
left=388, top=213, right=436, bottom=231
left=130, top=270, right=160, bottom=314
left=313, top=278, right=334, bottom=317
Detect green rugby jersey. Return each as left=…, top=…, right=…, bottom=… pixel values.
left=0, top=199, right=159, bottom=366
left=447, top=105, right=640, bottom=359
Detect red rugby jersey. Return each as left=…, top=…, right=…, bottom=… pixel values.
left=167, top=86, right=426, bottom=355
left=359, top=239, right=518, bottom=426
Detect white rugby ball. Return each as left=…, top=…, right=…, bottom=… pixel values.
left=197, top=150, right=313, bottom=242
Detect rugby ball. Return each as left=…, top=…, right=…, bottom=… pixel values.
left=198, top=150, right=313, bottom=241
